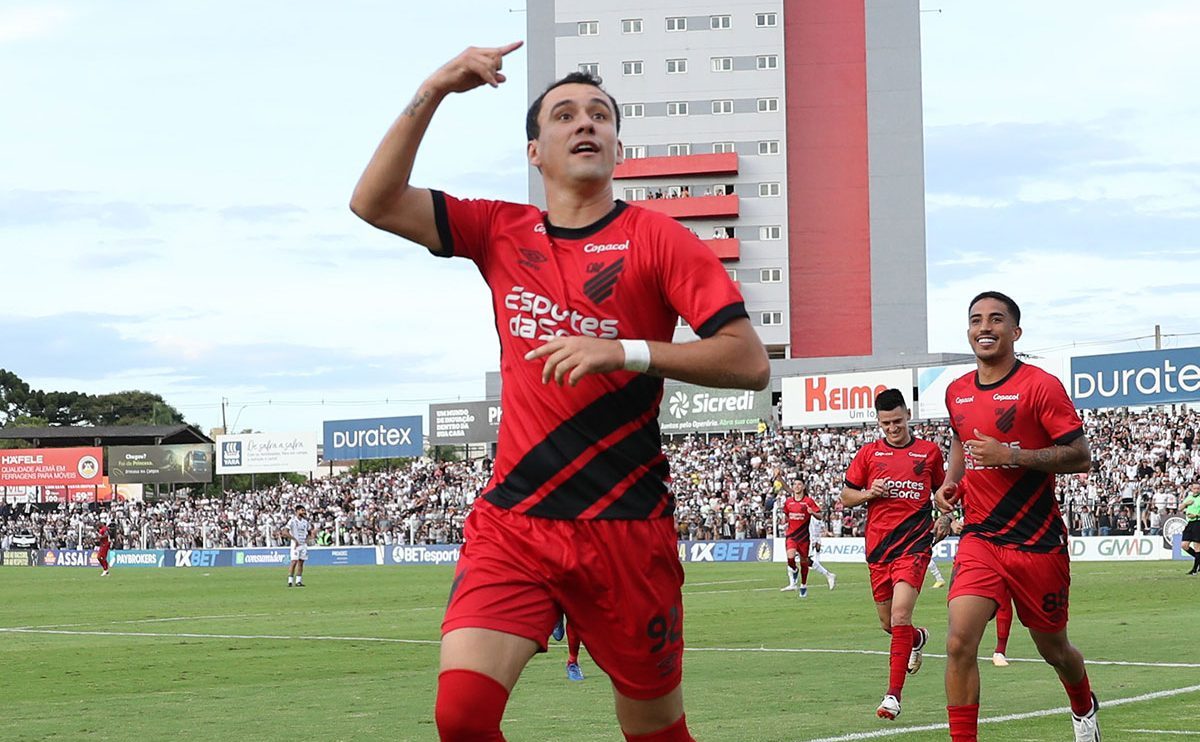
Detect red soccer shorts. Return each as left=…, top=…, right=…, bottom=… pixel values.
left=948, top=535, right=1071, bottom=633
left=868, top=552, right=931, bottom=603
left=442, top=499, right=685, bottom=700
left=785, top=536, right=811, bottom=564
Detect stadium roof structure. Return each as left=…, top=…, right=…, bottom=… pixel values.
left=0, top=424, right=214, bottom=448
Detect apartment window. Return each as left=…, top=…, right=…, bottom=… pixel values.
left=759, top=225, right=782, bottom=240
left=756, top=55, right=779, bottom=70
left=711, top=56, right=733, bottom=72
left=758, top=140, right=780, bottom=155
left=761, top=312, right=783, bottom=326
left=666, top=16, right=686, bottom=31
left=759, top=182, right=781, bottom=197
left=710, top=15, right=731, bottom=29
left=622, top=18, right=643, bottom=34
left=623, top=187, right=647, bottom=201
left=712, top=141, right=736, bottom=154
left=622, top=60, right=644, bottom=76
left=711, top=99, right=733, bottom=115
left=578, top=62, right=599, bottom=76
left=578, top=20, right=599, bottom=36
left=667, top=101, right=689, bottom=116
left=757, top=97, right=780, bottom=113
left=667, top=143, right=691, bottom=156
left=623, top=145, right=646, bottom=159
left=666, top=58, right=688, bottom=74
left=760, top=268, right=783, bottom=283
left=755, top=12, right=778, bottom=28
left=726, top=269, right=738, bottom=281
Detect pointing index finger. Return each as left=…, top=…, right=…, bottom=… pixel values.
left=497, top=40, right=524, bottom=56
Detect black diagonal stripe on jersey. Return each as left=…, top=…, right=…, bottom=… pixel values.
left=583, top=258, right=625, bottom=304
left=962, top=469, right=1052, bottom=546
left=524, top=418, right=663, bottom=519
left=598, top=458, right=672, bottom=519
left=483, top=375, right=663, bottom=511
left=996, top=404, right=1017, bottom=433
left=1003, top=478, right=1067, bottom=552
left=867, top=505, right=933, bottom=564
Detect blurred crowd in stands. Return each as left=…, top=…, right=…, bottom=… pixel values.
left=1, top=406, right=1196, bottom=550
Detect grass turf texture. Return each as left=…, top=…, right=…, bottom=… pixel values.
left=0, top=560, right=1194, bottom=741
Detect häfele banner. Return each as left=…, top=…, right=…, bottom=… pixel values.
left=0, top=447, right=103, bottom=487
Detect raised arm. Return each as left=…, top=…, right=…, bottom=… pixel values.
left=349, top=41, right=523, bottom=250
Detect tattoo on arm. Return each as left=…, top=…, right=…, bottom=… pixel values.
left=402, top=90, right=432, bottom=118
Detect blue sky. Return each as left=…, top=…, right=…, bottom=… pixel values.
left=1, top=1, right=1197, bottom=435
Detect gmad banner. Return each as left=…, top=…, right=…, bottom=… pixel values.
left=1071, top=346, right=1200, bottom=409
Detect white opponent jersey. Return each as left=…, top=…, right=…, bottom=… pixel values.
left=286, top=516, right=311, bottom=544
left=808, top=517, right=825, bottom=543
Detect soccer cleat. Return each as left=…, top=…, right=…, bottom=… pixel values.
left=566, top=661, right=584, bottom=682
left=551, top=616, right=565, bottom=642
left=1071, top=692, right=1101, bottom=741
left=287, top=583, right=293, bottom=587
left=907, top=627, right=928, bottom=675
left=827, top=572, right=837, bottom=590
left=932, top=578, right=946, bottom=589
left=780, top=584, right=797, bottom=592
left=992, top=652, right=1010, bottom=667
left=296, top=582, right=305, bottom=587
left=876, top=694, right=901, bottom=720
left=798, top=585, right=808, bottom=599
left=101, top=570, right=109, bottom=577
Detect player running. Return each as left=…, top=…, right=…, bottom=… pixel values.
left=841, top=389, right=944, bottom=721
left=935, top=514, right=1011, bottom=666
left=351, top=42, right=769, bottom=741
left=807, top=505, right=837, bottom=590
left=97, top=523, right=111, bottom=577
left=283, top=505, right=312, bottom=588
left=936, top=291, right=1099, bottom=742
left=780, top=481, right=824, bottom=597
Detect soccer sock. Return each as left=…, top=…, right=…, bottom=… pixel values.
left=800, top=561, right=810, bottom=586
left=811, top=554, right=831, bottom=577
left=567, top=627, right=581, bottom=665
left=887, top=624, right=915, bottom=698
left=947, top=704, right=979, bottom=741
left=994, top=609, right=1011, bottom=655
left=288, top=576, right=293, bottom=584
left=622, top=714, right=694, bottom=742
left=436, top=669, right=509, bottom=741
left=1061, top=672, right=1093, bottom=716
left=929, top=561, right=944, bottom=581
left=786, top=559, right=798, bottom=584
left=98, top=556, right=109, bottom=571
left=1192, top=551, right=1200, bottom=572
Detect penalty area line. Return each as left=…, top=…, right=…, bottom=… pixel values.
left=0, top=628, right=441, bottom=645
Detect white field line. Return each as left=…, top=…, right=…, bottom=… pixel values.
left=682, top=586, right=778, bottom=596
left=806, top=683, right=1200, bottom=742
left=11, top=613, right=275, bottom=630
left=1121, top=731, right=1200, bottom=736
left=684, top=579, right=766, bottom=587
left=0, top=628, right=441, bottom=645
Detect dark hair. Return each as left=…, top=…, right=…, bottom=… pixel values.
left=968, top=291, right=1021, bottom=326
left=525, top=71, right=621, bottom=141
left=874, top=388, right=907, bottom=413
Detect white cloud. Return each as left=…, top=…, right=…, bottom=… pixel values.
left=0, top=6, right=72, bottom=42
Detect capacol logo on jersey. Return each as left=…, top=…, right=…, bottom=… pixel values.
left=782, top=369, right=913, bottom=427
left=1071, top=347, right=1200, bottom=409
left=323, top=416, right=423, bottom=461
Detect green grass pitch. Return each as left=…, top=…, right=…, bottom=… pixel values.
left=1, top=560, right=1195, bottom=740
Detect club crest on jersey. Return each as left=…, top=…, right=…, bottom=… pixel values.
left=582, top=256, right=625, bottom=304
left=995, top=404, right=1017, bottom=433
left=912, top=459, right=926, bottom=475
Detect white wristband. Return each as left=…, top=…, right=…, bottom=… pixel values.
left=619, top=339, right=652, bottom=373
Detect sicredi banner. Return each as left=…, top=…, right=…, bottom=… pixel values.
left=323, top=416, right=422, bottom=460
left=108, top=444, right=214, bottom=484
left=658, top=383, right=771, bottom=434
left=427, top=401, right=502, bottom=445
left=781, top=369, right=913, bottom=427
left=914, top=364, right=977, bottom=420
left=215, top=433, right=317, bottom=475
left=1071, top=347, right=1200, bottom=409
left=0, top=447, right=103, bottom=487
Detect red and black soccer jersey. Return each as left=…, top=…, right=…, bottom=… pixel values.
left=98, top=526, right=110, bottom=550
left=944, top=361, right=1085, bottom=553
left=431, top=192, right=747, bottom=520
left=844, top=437, right=945, bottom=564
left=782, top=496, right=820, bottom=541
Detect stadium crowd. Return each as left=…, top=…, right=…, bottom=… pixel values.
left=1, top=406, right=1196, bottom=550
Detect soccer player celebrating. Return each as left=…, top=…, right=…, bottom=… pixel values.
left=351, top=42, right=769, bottom=741
left=935, top=291, right=1098, bottom=742
left=97, top=523, right=111, bottom=577
left=841, top=389, right=944, bottom=721
left=283, top=505, right=312, bottom=588
left=780, top=480, right=823, bottom=597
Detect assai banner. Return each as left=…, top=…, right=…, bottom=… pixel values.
left=1071, top=347, right=1200, bottom=409
left=0, top=447, right=103, bottom=487
left=109, top=445, right=214, bottom=484
left=782, top=370, right=913, bottom=427
left=323, top=416, right=422, bottom=460
left=676, top=539, right=772, bottom=563
left=428, top=402, right=502, bottom=445
left=41, top=549, right=101, bottom=567
left=658, top=383, right=771, bottom=434
left=215, top=433, right=317, bottom=475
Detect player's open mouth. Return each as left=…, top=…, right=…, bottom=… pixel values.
left=571, top=141, right=600, bottom=154
left=976, top=336, right=997, bottom=347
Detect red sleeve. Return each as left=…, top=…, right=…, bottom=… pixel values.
left=928, top=442, right=946, bottom=491
left=944, top=385, right=961, bottom=439
left=1034, top=371, right=1085, bottom=445
left=844, top=445, right=869, bottom=490
left=650, top=212, right=747, bottom=337
left=429, top=190, right=500, bottom=265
